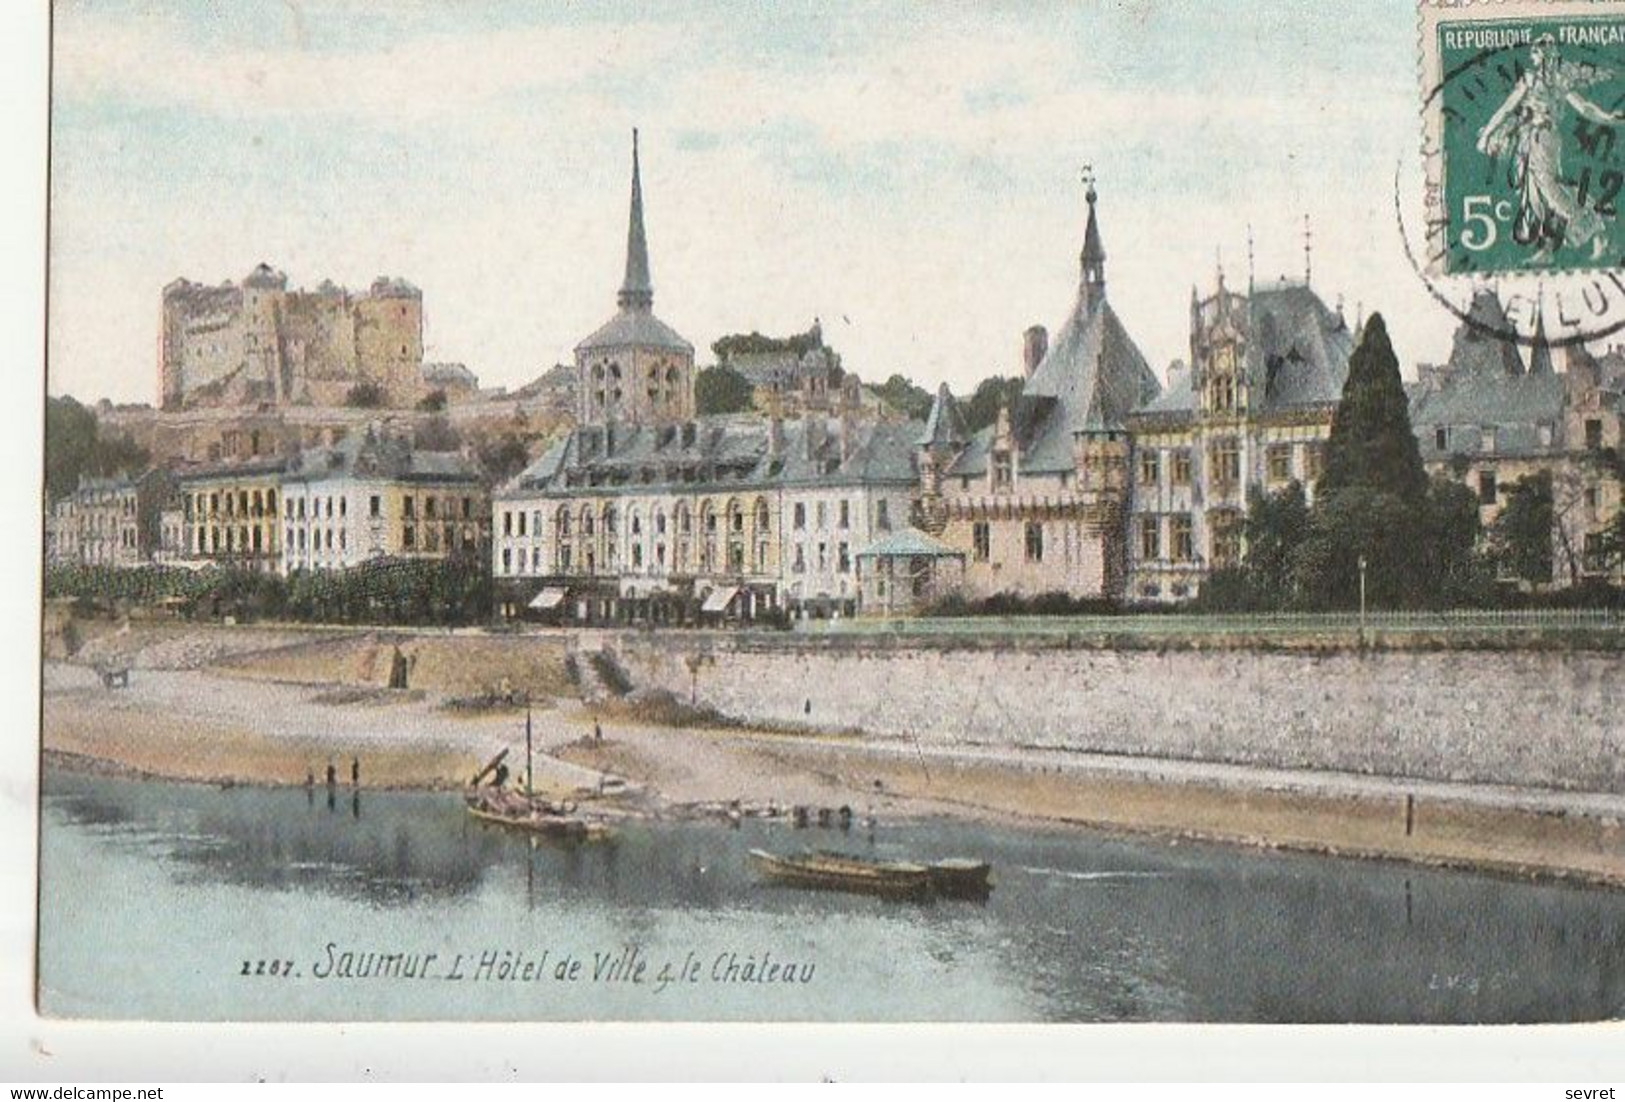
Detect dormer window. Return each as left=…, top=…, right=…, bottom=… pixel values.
left=992, top=450, right=1013, bottom=491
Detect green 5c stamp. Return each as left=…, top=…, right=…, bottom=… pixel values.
left=1421, top=0, right=1625, bottom=275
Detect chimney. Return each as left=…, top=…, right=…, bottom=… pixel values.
left=1023, top=325, right=1048, bottom=378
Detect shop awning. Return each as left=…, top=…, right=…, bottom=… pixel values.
left=528, top=587, right=569, bottom=610
left=700, top=585, right=739, bottom=613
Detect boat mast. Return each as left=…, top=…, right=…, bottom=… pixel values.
left=525, top=695, right=533, bottom=799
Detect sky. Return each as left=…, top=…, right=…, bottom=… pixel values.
left=49, top=0, right=1459, bottom=406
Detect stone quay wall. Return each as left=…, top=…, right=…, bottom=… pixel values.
left=607, top=634, right=1625, bottom=794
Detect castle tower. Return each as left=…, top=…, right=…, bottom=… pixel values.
left=575, top=130, right=695, bottom=427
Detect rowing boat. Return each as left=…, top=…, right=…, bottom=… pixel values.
left=465, top=792, right=615, bottom=841
left=749, top=849, right=933, bottom=899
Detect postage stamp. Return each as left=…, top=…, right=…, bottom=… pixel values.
left=1420, top=0, right=1625, bottom=276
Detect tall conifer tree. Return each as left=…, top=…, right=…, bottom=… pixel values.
left=1317, top=314, right=1427, bottom=504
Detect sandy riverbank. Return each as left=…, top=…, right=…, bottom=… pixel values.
left=37, top=624, right=1625, bottom=888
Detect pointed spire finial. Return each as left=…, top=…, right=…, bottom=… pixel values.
left=1080, top=168, right=1105, bottom=308
left=1247, top=224, right=1256, bottom=293
left=618, top=127, right=653, bottom=312
left=1303, top=213, right=1313, bottom=287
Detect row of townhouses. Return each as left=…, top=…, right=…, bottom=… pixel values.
left=47, top=136, right=1625, bottom=619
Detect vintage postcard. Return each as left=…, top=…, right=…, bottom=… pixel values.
left=34, top=0, right=1625, bottom=1038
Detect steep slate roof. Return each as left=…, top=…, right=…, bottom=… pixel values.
left=918, top=383, right=969, bottom=448
left=284, top=432, right=483, bottom=485
left=1445, top=291, right=1528, bottom=378
left=500, top=414, right=918, bottom=498
left=1128, top=281, right=1353, bottom=421
left=1410, top=297, right=1566, bottom=461
left=949, top=190, right=1160, bottom=477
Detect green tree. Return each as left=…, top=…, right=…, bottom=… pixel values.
left=1242, top=480, right=1311, bottom=605
left=45, top=396, right=99, bottom=502
left=1317, top=314, right=1427, bottom=505
left=417, top=388, right=447, bottom=412
left=1289, top=314, right=1443, bottom=608
left=413, top=414, right=462, bottom=451
left=45, top=396, right=153, bottom=502
left=1490, top=470, right=1555, bottom=584
left=694, top=364, right=754, bottom=415
left=477, top=436, right=532, bottom=484
left=963, top=376, right=1025, bottom=433
left=873, top=373, right=933, bottom=421
left=346, top=382, right=385, bottom=409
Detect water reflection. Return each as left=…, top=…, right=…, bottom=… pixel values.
left=38, top=771, right=1625, bottom=1024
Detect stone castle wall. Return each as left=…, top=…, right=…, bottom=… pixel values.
left=609, top=634, right=1625, bottom=794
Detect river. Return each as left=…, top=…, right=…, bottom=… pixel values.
left=37, top=770, right=1625, bottom=1023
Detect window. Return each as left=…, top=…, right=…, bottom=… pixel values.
left=425, top=498, right=437, bottom=520
left=816, top=502, right=827, bottom=529
left=1267, top=444, right=1292, bottom=484
left=1304, top=444, right=1325, bottom=483
left=517, top=511, right=526, bottom=537
left=839, top=500, right=850, bottom=529
left=1478, top=470, right=1498, bottom=505
left=793, top=545, right=805, bottom=573
left=1139, top=515, right=1161, bottom=560
left=339, top=497, right=346, bottom=517
left=404, top=496, right=416, bottom=519
left=1172, top=449, right=1192, bottom=487
left=992, top=450, right=1013, bottom=491
left=1586, top=419, right=1604, bottom=450
left=462, top=497, right=472, bottom=519
left=369, top=495, right=381, bottom=518
left=404, top=525, right=416, bottom=550
left=503, top=511, right=512, bottom=537
left=1172, top=514, right=1194, bottom=561
left=502, top=548, right=511, bottom=573
left=1024, top=521, right=1044, bottom=563
left=972, top=521, right=990, bottom=562
left=1584, top=532, right=1609, bottom=573
left=1139, top=451, right=1160, bottom=487
left=838, top=543, right=850, bottom=573
left=876, top=499, right=891, bottom=531
left=298, top=498, right=306, bottom=520
left=794, top=503, right=806, bottom=530
left=1586, top=487, right=1600, bottom=509
left=1210, top=438, right=1241, bottom=487
left=1435, top=427, right=1448, bottom=451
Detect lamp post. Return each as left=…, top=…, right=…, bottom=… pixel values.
left=1358, top=554, right=1368, bottom=646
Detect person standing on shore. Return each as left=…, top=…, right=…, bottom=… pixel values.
left=351, top=757, right=360, bottom=788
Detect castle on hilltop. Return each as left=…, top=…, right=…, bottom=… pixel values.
left=160, top=266, right=429, bottom=410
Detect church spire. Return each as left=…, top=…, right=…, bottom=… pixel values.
left=1080, top=174, right=1106, bottom=310
left=618, top=128, right=653, bottom=312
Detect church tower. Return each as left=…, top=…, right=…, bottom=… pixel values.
left=575, top=130, right=696, bottom=427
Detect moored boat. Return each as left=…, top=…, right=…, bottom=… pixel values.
left=749, top=849, right=933, bottom=899
left=926, top=857, right=993, bottom=899
left=464, top=791, right=615, bottom=841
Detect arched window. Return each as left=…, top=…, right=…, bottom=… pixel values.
left=556, top=506, right=571, bottom=537
left=753, top=497, right=770, bottom=532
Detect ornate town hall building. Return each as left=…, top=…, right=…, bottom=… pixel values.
left=915, top=184, right=1162, bottom=600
